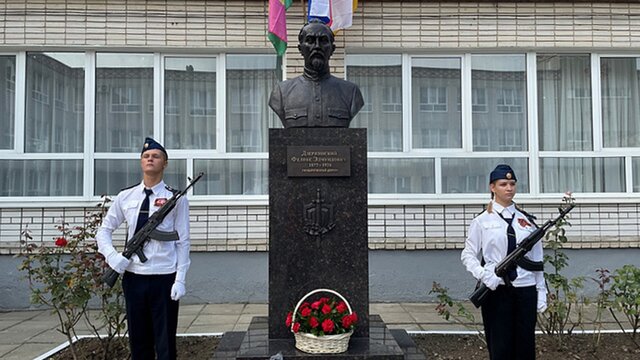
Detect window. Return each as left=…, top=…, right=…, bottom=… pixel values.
left=194, top=159, right=268, bottom=195
left=25, top=53, right=85, bottom=153
left=472, top=55, right=527, bottom=151
left=5, top=51, right=640, bottom=201
left=94, top=159, right=186, bottom=196
left=347, top=55, right=403, bottom=152
left=382, top=86, right=402, bottom=113
left=540, top=157, right=625, bottom=193
left=497, top=89, right=523, bottom=113
left=95, top=53, right=153, bottom=153
left=368, top=159, right=435, bottom=194
left=601, top=57, right=640, bottom=148
left=412, top=57, right=461, bottom=149
left=225, top=54, right=279, bottom=153
left=419, top=87, right=447, bottom=112
left=0, top=56, right=15, bottom=149
left=164, top=57, right=217, bottom=149
left=442, top=158, right=529, bottom=194
left=537, top=54, right=592, bottom=151
left=0, top=160, right=82, bottom=196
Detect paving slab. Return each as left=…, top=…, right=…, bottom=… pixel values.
left=200, top=303, right=246, bottom=315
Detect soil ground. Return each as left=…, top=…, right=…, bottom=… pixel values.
left=49, top=332, right=640, bottom=359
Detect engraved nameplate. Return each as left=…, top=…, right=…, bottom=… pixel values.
left=287, top=146, right=350, bottom=177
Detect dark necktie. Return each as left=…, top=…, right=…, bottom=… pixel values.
left=498, top=212, right=518, bottom=281
left=134, top=188, right=153, bottom=234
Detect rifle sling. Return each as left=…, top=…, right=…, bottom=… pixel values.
left=149, top=229, right=180, bottom=242
left=516, top=256, right=544, bottom=272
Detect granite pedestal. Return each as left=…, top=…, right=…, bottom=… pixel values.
left=268, top=128, right=369, bottom=339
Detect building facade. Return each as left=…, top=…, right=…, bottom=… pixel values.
left=1, top=1, right=640, bottom=306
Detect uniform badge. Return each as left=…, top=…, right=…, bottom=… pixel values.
left=506, top=172, right=512, bottom=180
left=517, top=218, right=531, bottom=228
left=144, top=142, right=149, bottom=148
left=154, top=198, right=167, bottom=207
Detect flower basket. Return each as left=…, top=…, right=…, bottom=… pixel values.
left=290, top=288, right=355, bottom=354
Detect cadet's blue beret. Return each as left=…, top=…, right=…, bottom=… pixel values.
left=141, top=137, right=168, bottom=159
left=489, top=164, right=516, bottom=183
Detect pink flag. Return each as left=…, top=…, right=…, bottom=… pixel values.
left=268, top=0, right=293, bottom=56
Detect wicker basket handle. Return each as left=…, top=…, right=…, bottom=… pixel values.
left=291, top=288, right=353, bottom=333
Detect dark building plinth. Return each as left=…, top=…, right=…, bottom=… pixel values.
left=212, top=315, right=427, bottom=359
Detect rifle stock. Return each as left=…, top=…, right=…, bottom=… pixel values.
left=469, top=204, right=575, bottom=308
left=101, top=173, right=204, bottom=287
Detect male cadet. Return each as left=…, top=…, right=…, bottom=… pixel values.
left=97, top=137, right=190, bottom=360
left=269, top=19, right=364, bottom=128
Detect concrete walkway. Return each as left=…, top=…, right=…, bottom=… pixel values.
left=0, top=302, right=622, bottom=359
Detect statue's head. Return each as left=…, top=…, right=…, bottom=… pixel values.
left=298, top=19, right=335, bottom=72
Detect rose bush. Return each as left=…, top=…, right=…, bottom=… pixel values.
left=286, top=296, right=358, bottom=336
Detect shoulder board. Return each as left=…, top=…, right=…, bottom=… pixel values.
left=475, top=206, right=487, bottom=217
left=165, top=185, right=180, bottom=195
left=119, top=183, right=138, bottom=192
left=515, top=205, right=538, bottom=225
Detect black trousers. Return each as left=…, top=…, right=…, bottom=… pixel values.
left=122, top=272, right=179, bottom=360
left=481, top=285, right=537, bottom=360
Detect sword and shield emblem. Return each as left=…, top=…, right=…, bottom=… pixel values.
left=303, top=188, right=336, bottom=236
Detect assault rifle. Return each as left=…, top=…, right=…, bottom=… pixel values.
left=102, top=172, right=204, bottom=287
left=469, top=203, right=575, bottom=308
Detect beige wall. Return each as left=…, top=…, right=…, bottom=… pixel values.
left=2, top=1, right=640, bottom=77
left=1, top=1, right=640, bottom=253
left=2, top=203, right=640, bottom=255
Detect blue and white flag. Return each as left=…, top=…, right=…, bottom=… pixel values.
left=307, top=0, right=331, bottom=24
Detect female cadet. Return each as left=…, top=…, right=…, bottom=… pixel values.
left=461, top=164, right=547, bottom=360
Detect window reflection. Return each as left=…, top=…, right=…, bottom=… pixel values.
left=472, top=55, right=527, bottom=151
left=164, top=57, right=217, bottom=149
left=0, top=56, right=15, bottom=149
left=412, top=57, right=461, bottom=149
left=601, top=57, right=640, bottom=148
left=348, top=55, right=403, bottom=152
left=25, top=53, right=84, bottom=153
left=95, top=53, right=153, bottom=152
left=226, top=55, right=279, bottom=153
left=442, top=158, right=529, bottom=194
left=537, top=54, right=592, bottom=151
left=368, top=159, right=435, bottom=194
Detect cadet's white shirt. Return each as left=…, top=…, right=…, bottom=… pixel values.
left=97, top=180, right=191, bottom=283
left=461, top=201, right=546, bottom=293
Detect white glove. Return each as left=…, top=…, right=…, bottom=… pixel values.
left=170, top=281, right=186, bottom=301
left=481, top=263, right=505, bottom=291
left=537, top=291, right=548, bottom=313
left=106, top=252, right=131, bottom=274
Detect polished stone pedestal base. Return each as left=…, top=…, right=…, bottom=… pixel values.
left=212, top=315, right=426, bottom=359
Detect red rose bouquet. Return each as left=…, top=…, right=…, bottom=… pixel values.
left=286, top=295, right=358, bottom=337
left=286, top=289, right=358, bottom=353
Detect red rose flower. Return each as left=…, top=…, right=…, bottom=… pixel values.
left=54, top=237, right=68, bottom=247
left=341, top=314, right=353, bottom=329
left=300, top=307, right=312, bottom=317
left=300, top=302, right=310, bottom=309
left=285, top=312, right=293, bottom=327
left=309, top=316, right=319, bottom=328
left=336, top=301, right=347, bottom=314
left=292, top=322, right=300, bottom=333
left=321, top=304, right=332, bottom=315
left=350, top=312, right=358, bottom=324
left=321, top=319, right=335, bottom=333
left=311, top=300, right=322, bottom=310
left=320, top=297, right=330, bottom=304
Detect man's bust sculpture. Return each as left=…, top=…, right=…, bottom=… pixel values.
left=269, top=20, right=364, bottom=128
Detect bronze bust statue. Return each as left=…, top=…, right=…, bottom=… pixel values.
left=269, top=20, right=364, bottom=128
